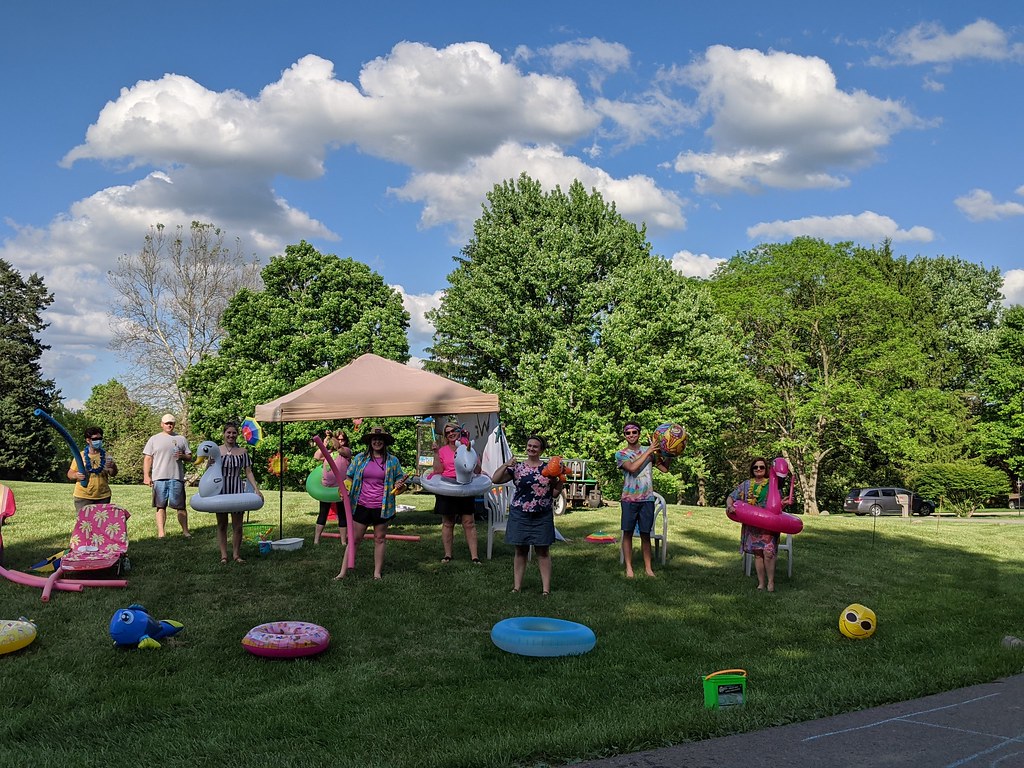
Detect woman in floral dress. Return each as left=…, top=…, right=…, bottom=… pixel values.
left=491, top=435, right=564, bottom=595
left=726, top=457, right=779, bottom=591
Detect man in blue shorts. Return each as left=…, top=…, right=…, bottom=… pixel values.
left=615, top=421, right=671, bottom=578
left=143, top=414, right=193, bottom=538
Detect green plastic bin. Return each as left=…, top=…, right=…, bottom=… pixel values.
left=702, top=669, right=747, bottom=709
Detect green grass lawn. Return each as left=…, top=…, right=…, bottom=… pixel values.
left=2, top=481, right=1023, bottom=768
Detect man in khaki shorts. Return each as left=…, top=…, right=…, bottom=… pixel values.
left=143, top=414, right=193, bottom=538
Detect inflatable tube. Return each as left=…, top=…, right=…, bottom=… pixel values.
left=727, top=501, right=803, bottom=534
left=242, top=621, right=330, bottom=659
left=305, top=465, right=345, bottom=502
left=190, top=492, right=265, bottom=514
left=311, top=436, right=355, bottom=569
left=34, top=409, right=88, bottom=487
left=0, top=618, right=37, bottom=655
left=415, top=474, right=493, bottom=498
left=491, top=617, right=596, bottom=657
left=726, top=456, right=802, bottom=534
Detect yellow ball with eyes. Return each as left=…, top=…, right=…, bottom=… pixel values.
left=839, top=604, right=877, bottom=639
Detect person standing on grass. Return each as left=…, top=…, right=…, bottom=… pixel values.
left=143, top=414, right=192, bottom=539
left=492, top=435, right=563, bottom=595
left=68, top=426, right=118, bottom=511
left=615, top=421, right=670, bottom=578
left=434, top=422, right=483, bottom=565
left=217, top=421, right=263, bottom=564
left=334, top=426, right=407, bottom=581
left=313, top=430, right=352, bottom=546
left=726, top=457, right=781, bottom=592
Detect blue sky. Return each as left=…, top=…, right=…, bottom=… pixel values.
left=2, top=1, right=1022, bottom=408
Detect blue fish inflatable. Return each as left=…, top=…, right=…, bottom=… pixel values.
left=109, top=604, right=184, bottom=649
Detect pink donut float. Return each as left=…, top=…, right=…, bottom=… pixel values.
left=242, top=621, right=330, bottom=659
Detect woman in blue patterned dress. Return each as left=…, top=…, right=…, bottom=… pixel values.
left=491, top=436, right=564, bottom=595
left=218, top=421, right=262, bottom=564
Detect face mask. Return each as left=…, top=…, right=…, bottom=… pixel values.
left=90, top=439, right=104, bottom=450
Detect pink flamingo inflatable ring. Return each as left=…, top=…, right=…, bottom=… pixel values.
left=726, top=457, right=803, bottom=535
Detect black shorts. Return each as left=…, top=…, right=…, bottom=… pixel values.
left=352, top=504, right=388, bottom=527
left=433, top=494, right=476, bottom=519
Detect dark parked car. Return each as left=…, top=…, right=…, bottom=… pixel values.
left=844, top=487, right=935, bottom=517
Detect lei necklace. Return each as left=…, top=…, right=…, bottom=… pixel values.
left=746, top=479, right=768, bottom=505
left=84, top=449, right=107, bottom=475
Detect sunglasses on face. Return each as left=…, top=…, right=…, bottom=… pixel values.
left=753, top=465, right=767, bottom=471
left=624, top=429, right=639, bottom=435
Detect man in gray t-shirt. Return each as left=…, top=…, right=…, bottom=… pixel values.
left=143, top=414, right=193, bottom=538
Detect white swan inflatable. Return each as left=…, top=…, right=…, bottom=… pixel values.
left=413, top=443, right=493, bottom=497
left=189, top=441, right=265, bottom=513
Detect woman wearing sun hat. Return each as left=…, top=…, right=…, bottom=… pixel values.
left=335, top=426, right=407, bottom=580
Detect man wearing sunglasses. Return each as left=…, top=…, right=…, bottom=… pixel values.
left=143, top=414, right=193, bottom=539
left=615, top=421, right=671, bottom=578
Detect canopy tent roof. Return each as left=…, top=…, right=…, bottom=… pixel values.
left=254, top=354, right=499, bottom=423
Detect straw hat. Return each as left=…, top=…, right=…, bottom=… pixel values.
left=360, top=426, right=395, bottom=446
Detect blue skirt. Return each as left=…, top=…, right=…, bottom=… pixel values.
left=505, top=509, right=555, bottom=547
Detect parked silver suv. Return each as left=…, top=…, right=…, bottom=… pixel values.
left=844, top=487, right=935, bottom=517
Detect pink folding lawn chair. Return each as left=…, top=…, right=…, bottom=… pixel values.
left=41, top=503, right=130, bottom=601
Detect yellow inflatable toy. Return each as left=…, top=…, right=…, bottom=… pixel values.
left=0, top=617, right=37, bottom=655
left=839, top=603, right=877, bottom=639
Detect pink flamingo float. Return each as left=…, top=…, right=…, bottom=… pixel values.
left=726, top=456, right=803, bottom=535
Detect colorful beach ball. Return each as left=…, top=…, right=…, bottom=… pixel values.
left=654, top=423, right=687, bottom=458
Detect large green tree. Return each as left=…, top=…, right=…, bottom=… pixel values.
left=977, top=304, right=1024, bottom=481
left=82, top=380, right=159, bottom=484
left=182, top=241, right=410, bottom=487
left=427, top=175, right=748, bottom=499
left=709, top=238, right=965, bottom=514
left=0, top=260, right=63, bottom=480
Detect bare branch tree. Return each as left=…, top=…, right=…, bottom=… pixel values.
left=107, top=222, right=261, bottom=428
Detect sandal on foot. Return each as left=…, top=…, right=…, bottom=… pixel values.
left=220, top=557, right=228, bottom=565
left=542, top=591, right=550, bottom=596
left=471, top=558, right=482, bottom=566
left=234, top=557, right=245, bottom=564
left=440, top=555, right=453, bottom=563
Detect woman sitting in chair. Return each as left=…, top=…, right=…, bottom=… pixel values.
left=491, top=435, right=563, bottom=595
left=726, top=457, right=786, bottom=592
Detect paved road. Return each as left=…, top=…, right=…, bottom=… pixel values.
left=577, top=673, right=1024, bottom=768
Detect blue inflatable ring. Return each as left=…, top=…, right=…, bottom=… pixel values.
left=491, top=617, right=596, bottom=657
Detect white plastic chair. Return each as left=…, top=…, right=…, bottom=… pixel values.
left=743, top=533, right=793, bottom=578
left=485, top=485, right=511, bottom=560
left=619, top=493, right=668, bottom=565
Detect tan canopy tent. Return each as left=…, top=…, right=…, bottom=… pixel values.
left=255, top=353, right=499, bottom=422
left=254, top=354, right=502, bottom=537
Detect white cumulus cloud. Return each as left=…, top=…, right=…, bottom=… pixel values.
left=668, top=45, right=922, bottom=192
left=881, top=19, right=1024, bottom=66
left=391, top=283, right=444, bottom=350
left=747, top=211, right=935, bottom=243
left=1002, top=270, right=1024, bottom=306
left=954, top=187, right=1024, bottom=222
left=392, top=141, right=686, bottom=238
left=670, top=250, right=725, bottom=278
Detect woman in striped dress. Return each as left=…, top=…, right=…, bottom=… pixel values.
left=218, top=421, right=263, bottom=564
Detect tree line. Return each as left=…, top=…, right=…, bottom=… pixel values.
left=3, top=175, right=1020, bottom=514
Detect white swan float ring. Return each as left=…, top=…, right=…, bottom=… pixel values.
left=189, top=441, right=265, bottom=514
